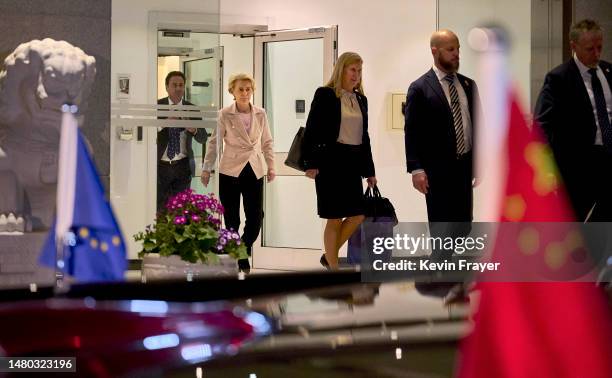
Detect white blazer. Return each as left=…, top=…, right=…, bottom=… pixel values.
left=203, top=103, right=275, bottom=178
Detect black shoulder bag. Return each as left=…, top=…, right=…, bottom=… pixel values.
left=284, top=126, right=306, bottom=172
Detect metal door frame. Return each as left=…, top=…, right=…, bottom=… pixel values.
left=252, top=26, right=338, bottom=268
left=179, top=47, right=224, bottom=198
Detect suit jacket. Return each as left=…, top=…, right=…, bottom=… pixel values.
left=202, top=102, right=275, bottom=179
left=535, top=59, right=612, bottom=177
left=302, top=86, right=375, bottom=177
left=404, top=69, right=478, bottom=176
left=157, top=97, right=208, bottom=176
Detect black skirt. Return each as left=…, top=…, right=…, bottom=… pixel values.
left=315, top=143, right=365, bottom=219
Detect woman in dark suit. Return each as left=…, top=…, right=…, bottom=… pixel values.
left=303, top=52, right=377, bottom=270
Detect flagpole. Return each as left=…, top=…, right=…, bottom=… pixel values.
left=55, top=104, right=79, bottom=291
left=55, top=233, right=66, bottom=291
left=469, top=26, right=510, bottom=223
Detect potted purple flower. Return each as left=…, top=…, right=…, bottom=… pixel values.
left=134, top=189, right=248, bottom=272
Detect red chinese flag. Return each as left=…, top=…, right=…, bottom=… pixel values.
left=457, top=93, right=612, bottom=378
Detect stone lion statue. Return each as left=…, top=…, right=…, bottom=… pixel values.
left=0, top=39, right=96, bottom=231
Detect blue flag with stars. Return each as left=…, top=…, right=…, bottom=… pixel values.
left=39, top=130, right=127, bottom=282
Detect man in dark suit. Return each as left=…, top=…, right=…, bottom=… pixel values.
left=535, top=19, right=612, bottom=221
left=157, top=71, right=208, bottom=211
left=404, top=30, right=479, bottom=236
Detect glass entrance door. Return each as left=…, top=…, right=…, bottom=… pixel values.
left=253, top=26, right=337, bottom=269
left=180, top=47, right=223, bottom=197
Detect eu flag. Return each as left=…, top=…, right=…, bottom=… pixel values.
left=39, top=113, right=126, bottom=282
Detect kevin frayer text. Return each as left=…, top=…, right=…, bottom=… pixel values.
left=372, top=259, right=500, bottom=272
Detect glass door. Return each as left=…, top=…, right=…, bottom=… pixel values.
left=180, top=47, right=223, bottom=197
left=253, top=26, right=337, bottom=269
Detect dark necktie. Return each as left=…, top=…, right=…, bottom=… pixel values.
left=588, top=68, right=612, bottom=148
left=444, top=74, right=467, bottom=155
left=167, top=127, right=183, bottom=160
left=167, top=101, right=185, bottom=160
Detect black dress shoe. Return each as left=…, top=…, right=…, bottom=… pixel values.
left=320, top=254, right=331, bottom=270
left=238, top=258, right=250, bottom=274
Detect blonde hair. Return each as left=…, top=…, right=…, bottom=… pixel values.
left=325, top=52, right=364, bottom=98
left=228, top=73, right=256, bottom=94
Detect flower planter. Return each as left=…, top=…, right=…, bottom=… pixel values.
left=134, top=190, right=248, bottom=273
left=141, top=253, right=238, bottom=281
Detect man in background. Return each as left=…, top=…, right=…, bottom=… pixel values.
left=157, top=71, right=208, bottom=211
left=535, top=19, right=612, bottom=221
left=404, top=29, right=479, bottom=261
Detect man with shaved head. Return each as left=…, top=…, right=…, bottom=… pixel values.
left=404, top=29, right=479, bottom=261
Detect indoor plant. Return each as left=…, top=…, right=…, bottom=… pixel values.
left=134, top=189, right=247, bottom=265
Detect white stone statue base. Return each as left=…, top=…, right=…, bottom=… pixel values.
left=141, top=254, right=239, bottom=281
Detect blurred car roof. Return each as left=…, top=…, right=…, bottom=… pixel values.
left=0, top=271, right=469, bottom=377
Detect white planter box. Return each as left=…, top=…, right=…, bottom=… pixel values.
left=141, top=253, right=238, bottom=281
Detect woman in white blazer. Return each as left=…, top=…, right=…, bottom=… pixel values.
left=202, top=73, right=275, bottom=273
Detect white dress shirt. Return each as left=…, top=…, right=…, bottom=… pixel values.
left=161, top=97, right=189, bottom=162
left=411, top=67, right=474, bottom=176
left=432, top=65, right=473, bottom=152
left=574, top=55, right=612, bottom=145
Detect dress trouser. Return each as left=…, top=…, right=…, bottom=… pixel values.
left=425, top=152, right=473, bottom=262
left=424, top=152, right=473, bottom=223
left=219, top=163, right=264, bottom=252
left=588, top=146, right=612, bottom=221
left=157, top=158, right=191, bottom=211
left=563, top=146, right=612, bottom=221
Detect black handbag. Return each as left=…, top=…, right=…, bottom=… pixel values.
left=363, top=185, right=398, bottom=225
left=348, top=185, right=397, bottom=264
left=284, top=126, right=306, bottom=171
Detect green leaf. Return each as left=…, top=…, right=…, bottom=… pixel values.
left=174, top=233, right=186, bottom=244
left=159, top=243, right=173, bottom=256
left=132, top=191, right=239, bottom=265
left=198, top=239, right=216, bottom=251
left=229, top=244, right=248, bottom=260
left=184, top=224, right=196, bottom=239
left=197, top=227, right=217, bottom=238
left=143, top=241, right=157, bottom=251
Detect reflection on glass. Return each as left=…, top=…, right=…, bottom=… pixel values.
left=244, top=312, right=272, bottom=334
left=180, top=343, right=213, bottom=361
left=130, top=300, right=169, bottom=314
left=192, top=125, right=215, bottom=197
left=143, top=333, right=180, bottom=350
left=156, top=41, right=221, bottom=211
left=185, top=57, right=215, bottom=107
